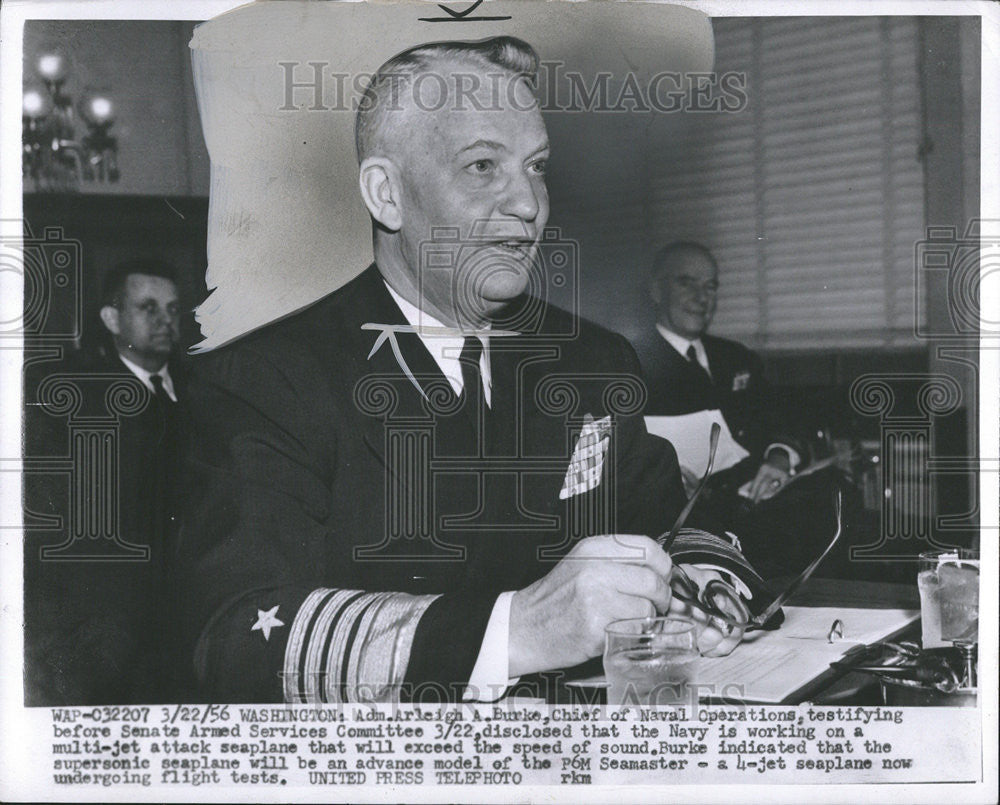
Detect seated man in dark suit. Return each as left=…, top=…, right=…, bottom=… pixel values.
left=642, top=242, right=834, bottom=575
left=177, top=38, right=771, bottom=705
left=23, top=259, right=188, bottom=704
left=97, top=259, right=185, bottom=407
left=643, top=242, right=803, bottom=500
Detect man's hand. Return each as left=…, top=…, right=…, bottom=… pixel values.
left=507, top=534, right=673, bottom=677
left=668, top=565, right=745, bottom=658
left=747, top=452, right=791, bottom=503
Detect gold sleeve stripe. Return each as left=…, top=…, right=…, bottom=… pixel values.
left=283, top=587, right=440, bottom=703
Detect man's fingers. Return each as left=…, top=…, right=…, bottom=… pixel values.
left=610, top=564, right=673, bottom=613
left=699, top=628, right=742, bottom=657
left=755, top=462, right=791, bottom=502
left=611, top=534, right=673, bottom=579
left=676, top=564, right=723, bottom=589
left=574, top=534, right=672, bottom=579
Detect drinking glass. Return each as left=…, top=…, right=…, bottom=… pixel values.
left=603, top=616, right=698, bottom=706
left=918, top=549, right=979, bottom=650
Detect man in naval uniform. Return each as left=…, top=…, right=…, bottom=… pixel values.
left=177, top=38, right=768, bottom=704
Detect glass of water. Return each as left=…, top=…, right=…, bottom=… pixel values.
left=918, top=549, right=979, bottom=649
left=603, top=616, right=699, bottom=706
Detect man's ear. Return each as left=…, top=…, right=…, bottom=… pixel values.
left=358, top=158, right=402, bottom=232
left=99, top=305, right=120, bottom=336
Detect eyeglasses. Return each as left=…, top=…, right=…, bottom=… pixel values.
left=672, top=276, right=719, bottom=296
left=664, top=491, right=844, bottom=634
left=668, top=563, right=751, bottom=644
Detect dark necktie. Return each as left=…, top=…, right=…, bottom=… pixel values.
left=150, top=373, right=172, bottom=404
left=685, top=344, right=713, bottom=387
left=458, top=336, right=483, bottom=407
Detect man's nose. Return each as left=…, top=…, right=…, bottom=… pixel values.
left=156, top=307, right=179, bottom=327
left=499, top=171, right=540, bottom=222
left=691, top=285, right=714, bottom=305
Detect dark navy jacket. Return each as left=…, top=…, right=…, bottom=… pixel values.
left=175, top=265, right=687, bottom=702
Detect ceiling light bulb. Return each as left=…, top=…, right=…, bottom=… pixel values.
left=23, top=90, right=46, bottom=117
left=37, top=53, right=67, bottom=81
left=89, top=96, right=113, bottom=122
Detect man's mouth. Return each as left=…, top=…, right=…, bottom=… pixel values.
left=490, top=240, right=534, bottom=258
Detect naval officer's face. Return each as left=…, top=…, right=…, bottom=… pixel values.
left=395, top=63, right=550, bottom=324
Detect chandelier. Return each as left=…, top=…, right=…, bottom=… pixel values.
left=22, top=51, right=119, bottom=192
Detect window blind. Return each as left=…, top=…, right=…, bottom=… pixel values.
left=648, top=17, right=926, bottom=351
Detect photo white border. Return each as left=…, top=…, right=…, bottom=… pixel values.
left=1, top=1, right=996, bottom=802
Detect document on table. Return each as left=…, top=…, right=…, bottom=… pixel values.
left=695, top=605, right=920, bottom=703
left=644, top=411, right=749, bottom=476
left=777, top=606, right=920, bottom=646
left=564, top=605, right=921, bottom=702
left=695, top=636, right=849, bottom=703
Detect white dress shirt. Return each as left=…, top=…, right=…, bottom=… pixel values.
left=656, top=323, right=712, bottom=378
left=383, top=282, right=513, bottom=700
left=654, top=324, right=799, bottom=470
left=384, top=283, right=492, bottom=407
left=118, top=353, right=177, bottom=402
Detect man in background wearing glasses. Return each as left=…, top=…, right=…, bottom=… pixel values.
left=642, top=241, right=826, bottom=575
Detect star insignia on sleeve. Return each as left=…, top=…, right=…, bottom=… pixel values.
left=251, top=605, right=285, bottom=641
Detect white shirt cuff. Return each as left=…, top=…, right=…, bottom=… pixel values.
left=463, top=591, right=518, bottom=702
left=765, top=443, right=801, bottom=472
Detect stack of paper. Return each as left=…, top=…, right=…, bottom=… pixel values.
left=694, top=606, right=920, bottom=703
left=565, top=606, right=920, bottom=703
left=644, top=411, right=749, bottom=476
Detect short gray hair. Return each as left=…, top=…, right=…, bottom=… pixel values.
left=355, top=36, right=539, bottom=162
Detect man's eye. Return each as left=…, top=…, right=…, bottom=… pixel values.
left=467, top=159, right=494, bottom=175
left=529, top=159, right=547, bottom=175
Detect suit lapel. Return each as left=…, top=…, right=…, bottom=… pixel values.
left=662, top=340, right=717, bottom=408
left=167, top=358, right=187, bottom=399
left=702, top=337, right=731, bottom=397
left=348, top=267, right=478, bottom=464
